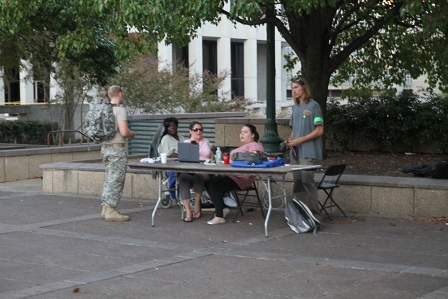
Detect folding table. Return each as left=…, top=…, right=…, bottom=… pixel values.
left=128, top=161, right=321, bottom=237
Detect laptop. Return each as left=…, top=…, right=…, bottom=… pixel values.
left=178, top=142, right=200, bottom=163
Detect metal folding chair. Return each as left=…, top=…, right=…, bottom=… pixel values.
left=231, top=181, right=266, bottom=223
left=316, top=164, right=347, bottom=220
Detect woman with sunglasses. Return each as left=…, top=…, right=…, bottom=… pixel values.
left=287, top=77, right=324, bottom=222
left=178, top=121, right=214, bottom=222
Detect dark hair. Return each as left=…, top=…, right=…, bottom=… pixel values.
left=162, top=117, right=179, bottom=137
left=291, top=77, right=312, bottom=105
left=243, top=124, right=260, bottom=142
left=189, top=121, right=203, bottom=130
left=163, top=117, right=179, bottom=129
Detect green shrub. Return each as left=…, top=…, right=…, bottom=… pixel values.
left=326, top=92, right=448, bottom=154
left=0, top=120, right=59, bottom=145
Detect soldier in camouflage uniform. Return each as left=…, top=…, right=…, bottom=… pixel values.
left=100, top=86, right=136, bottom=222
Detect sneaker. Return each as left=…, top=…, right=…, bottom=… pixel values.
left=207, top=218, right=226, bottom=225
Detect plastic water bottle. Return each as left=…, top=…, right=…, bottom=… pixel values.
left=215, top=147, right=222, bottom=163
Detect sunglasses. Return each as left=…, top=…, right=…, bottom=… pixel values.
left=191, top=128, right=203, bottom=132
left=291, top=78, right=305, bottom=85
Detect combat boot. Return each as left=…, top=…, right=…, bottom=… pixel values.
left=104, top=206, right=129, bottom=222
left=101, top=203, right=107, bottom=219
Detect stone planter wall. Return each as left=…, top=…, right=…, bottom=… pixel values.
left=41, top=161, right=448, bottom=218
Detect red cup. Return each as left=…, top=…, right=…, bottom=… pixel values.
left=223, top=153, right=230, bottom=164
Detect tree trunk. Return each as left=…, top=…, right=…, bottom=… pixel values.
left=62, top=86, right=75, bottom=143
left=294, top=8, right=335, bottom=157
left=303, top=69, right=331, bottom=157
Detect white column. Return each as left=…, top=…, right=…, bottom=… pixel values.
left=244, top=28, right=258, bottom=102
left=217, top=36, right=231, bottom=97
left=157, top=41, right=173, bottom=72
left=275, top=32, right=284, bottom=111
left=0, top=68, right=5, bottom=104
left=19, top=60, right=34, bottom=104
left=189, top=31, right=203, bottom=90
left=49, top=64, right=62, bottom=102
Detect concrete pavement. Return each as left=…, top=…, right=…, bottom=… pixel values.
left=0, top=178, right=447, bottom=298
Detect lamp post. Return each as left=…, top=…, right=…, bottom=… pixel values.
left=260, top=9, right=283, bottom=153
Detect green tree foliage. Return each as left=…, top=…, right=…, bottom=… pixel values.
left=0, top=0, right=128, bottom=85
left=2, top=0, right=447, bottom=117
left=54, top=0, right=445, bottom=118
left=111, top=55, right=250, bottom=114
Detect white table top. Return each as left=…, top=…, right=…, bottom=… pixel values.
left=127, top=160, right=322, bottom=175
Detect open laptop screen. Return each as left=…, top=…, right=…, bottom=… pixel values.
left=177, top=142, right=200, bottom=163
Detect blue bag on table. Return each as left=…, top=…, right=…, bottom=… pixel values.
left=230, top=158, right=285, bottom=168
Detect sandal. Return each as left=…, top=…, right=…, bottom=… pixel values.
left=184, top=216, right=193, bottom=222
left=193, top=210, right=201, bottom=219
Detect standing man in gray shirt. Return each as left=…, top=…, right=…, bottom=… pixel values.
left=101, top=86, right=136, bottom=222
left=287, top=77, right=324, bottom=222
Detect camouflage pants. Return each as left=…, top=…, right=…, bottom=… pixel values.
left=101, top=146, right=127, bottom=208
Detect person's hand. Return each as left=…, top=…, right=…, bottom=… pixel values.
left=287, top=139, right=300, bottom=147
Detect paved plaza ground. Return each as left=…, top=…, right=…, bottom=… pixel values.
left=0, top=178, right=447, bottom=299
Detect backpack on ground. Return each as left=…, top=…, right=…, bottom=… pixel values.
left=285, top=198, right=320, bottom=236
left=431, top=160, right=448, bottom=179
left=85, top=102, right=117, bottom=143
left=400, top=163, right=433, bottom=177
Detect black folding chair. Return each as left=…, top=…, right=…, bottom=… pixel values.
left=232, top=181, right=265, bottom=223
left=316, top=164, right=347, bottom=220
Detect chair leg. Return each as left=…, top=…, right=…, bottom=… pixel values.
left=232, top=184, right=265, bottom=223
left=329, top=196, right=347, bottom=217
left=319, top=198, right=333, bottom=221
left=253, top=186, right=265, bottom=219
left=320, top=189, right=346, bottom=219
left=232, top=190, right=245, bottom=223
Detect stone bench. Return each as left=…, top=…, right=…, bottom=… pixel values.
left=0, top=144, right=101, bottom=182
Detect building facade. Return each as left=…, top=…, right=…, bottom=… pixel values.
left=157, top=13, right=294, bottom=117
left=157, top=5, right=437, bottom=117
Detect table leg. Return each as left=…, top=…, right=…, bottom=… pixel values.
left=151, top=172, right=163, bottom=227
left=264, top=176, right=272, bottom=237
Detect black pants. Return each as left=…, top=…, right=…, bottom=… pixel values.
left=206, top=175, right=239, bottom=217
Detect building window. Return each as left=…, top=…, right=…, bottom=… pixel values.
left=32, top=63, right=50, bottom=103
left=202, top=40, right=218, bottom=96
left=4, top=66, right=20, bottom=103
left=7, top=81, right=20, bottom=102
left=203, top=40, right=217, bottom=74
left=231, top=42, right=244, bottom=98
left=33, top=81, right=48, bottom=103
left=175, top=45, right=189, bottom=70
